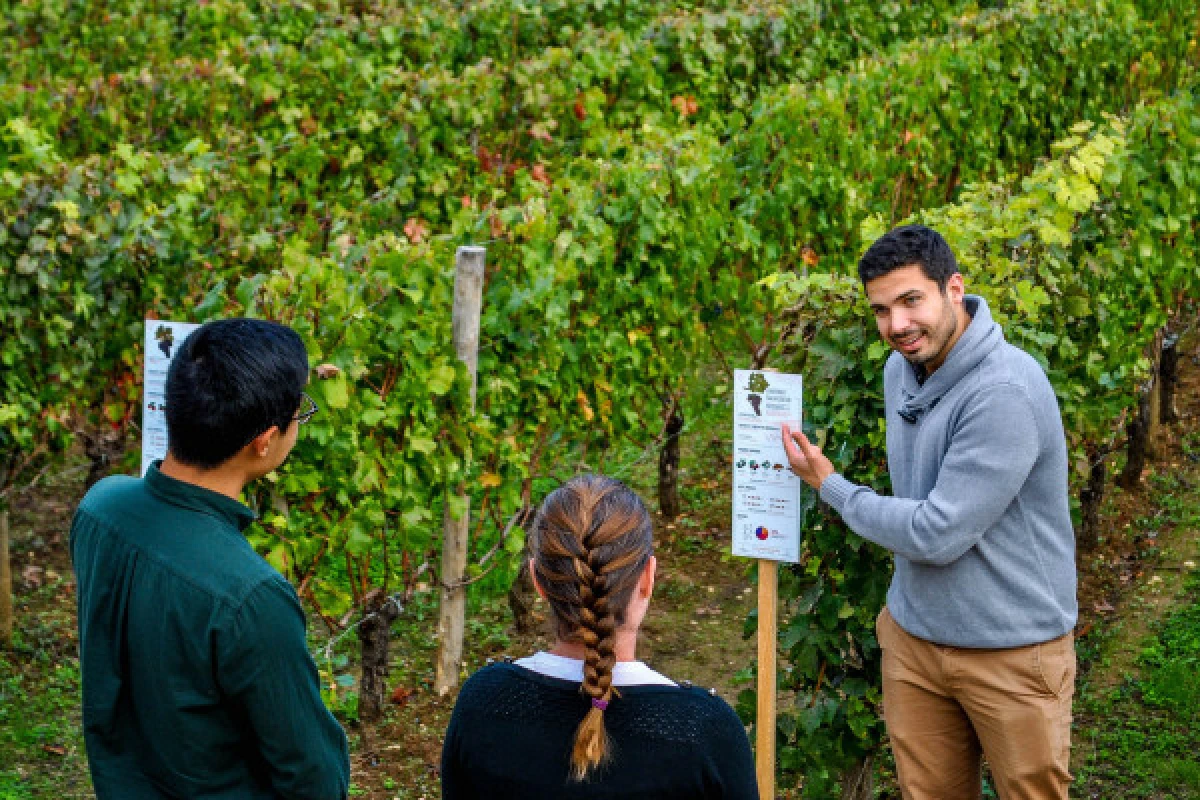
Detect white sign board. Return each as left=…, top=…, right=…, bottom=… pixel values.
left=731, top=370, right=803, bottom=563
left=141, top=319, right=200, bottom=475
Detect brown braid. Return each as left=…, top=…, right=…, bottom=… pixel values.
left=529, top=474, right=654, bottom=781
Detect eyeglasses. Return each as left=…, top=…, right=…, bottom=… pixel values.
left=294, top=392, right=319, bottom=424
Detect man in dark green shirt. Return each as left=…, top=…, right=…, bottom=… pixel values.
left=71, top=319, right=350, bottom=799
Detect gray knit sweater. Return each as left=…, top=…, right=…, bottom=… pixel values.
left=820, top=295, right=1077, bottom=648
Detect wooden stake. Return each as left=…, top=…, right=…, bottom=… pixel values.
left=0, top=510, right=12, bottom=648
left=757, top=558, right=778, bottom=800
left=435, top=246, right=486, bottom=696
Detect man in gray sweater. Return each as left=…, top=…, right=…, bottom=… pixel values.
left=782, top=225, right=1077, bottom=799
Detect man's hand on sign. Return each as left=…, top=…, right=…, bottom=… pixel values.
left=781, top=424, right=835, bottom=490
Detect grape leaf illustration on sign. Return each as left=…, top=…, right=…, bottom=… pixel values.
left=155, top=325, right=175, bottom=358
left=745, top=372, right=769, bottom=416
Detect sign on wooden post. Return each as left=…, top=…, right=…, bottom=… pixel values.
left=731, top=369, right=804, bottom=800
left=434, top=246, right=486, bottom=696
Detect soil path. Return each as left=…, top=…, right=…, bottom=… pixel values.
left=1069, top=328, right=1200, bottom=788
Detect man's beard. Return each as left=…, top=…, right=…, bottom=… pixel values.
left=893, top=295, right=958, bottom=368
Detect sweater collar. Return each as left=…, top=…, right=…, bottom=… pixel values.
left=144, top=461, right=258, bottom=531
left=897, top=295, right=1002, bottom=424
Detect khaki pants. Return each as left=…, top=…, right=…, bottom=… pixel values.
left=876, top=607, right=1075, bottom=800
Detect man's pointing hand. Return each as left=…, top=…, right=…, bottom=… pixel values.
left=781, top=424, right=835, bottom=490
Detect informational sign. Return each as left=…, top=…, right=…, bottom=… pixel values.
left=731, top=369, right=803, bottom=563
left=141, top=320, right=200, bottom=475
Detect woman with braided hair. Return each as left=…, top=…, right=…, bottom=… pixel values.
left=441, top=474, right=758, bottom=799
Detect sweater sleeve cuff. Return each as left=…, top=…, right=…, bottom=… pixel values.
left=819, top=473, right=856, bottom=513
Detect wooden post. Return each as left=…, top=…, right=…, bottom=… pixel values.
left=1, top=510, right=12, bottom=648
left=435, top=246, right=486, bottom=696
left=757, top=558, right=778, bottom=800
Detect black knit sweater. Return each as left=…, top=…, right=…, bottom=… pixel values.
left=441, top=662, right=758, bottom=799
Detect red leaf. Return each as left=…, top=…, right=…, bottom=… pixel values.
left=530, top=164, right=552, bottom=187
left=476, top=146, right=497, bottom=172
left=390, top=686, right=417, bottom=707
left=504, top=159, right=526, bottom=179
left=671, top=95, right=698, bottom=118
left=573, top=95, right=587, bottom=121
left=403, top=218, right=428, bottom=244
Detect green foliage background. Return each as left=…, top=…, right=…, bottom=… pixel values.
left=2, top=0, right=1199, bottom=794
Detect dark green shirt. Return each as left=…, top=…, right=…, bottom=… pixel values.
left=70, top=463, right=350, bottom=799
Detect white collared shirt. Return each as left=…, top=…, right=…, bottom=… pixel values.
left=515, top=651, right=677, bottom=686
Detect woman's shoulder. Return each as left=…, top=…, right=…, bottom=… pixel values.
left=456, top=658, right=536, bottom=697
left=599, top=682, right=750, bottom=758
left=628, top=679, right=745, bottom=727
left=453, top=658, right=583, bottom=708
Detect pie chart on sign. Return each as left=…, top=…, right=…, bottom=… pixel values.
left=755, top=526, right=769, bottom=540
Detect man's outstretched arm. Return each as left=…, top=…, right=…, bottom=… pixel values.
left=783, top=384, right=1040, bottom=565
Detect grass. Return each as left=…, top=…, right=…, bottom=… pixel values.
left=1074, top=573, right=1200, bottom=798
left=0, top=582, right=92, bottom=800
left=1072, top=429, right=1200, bottom=799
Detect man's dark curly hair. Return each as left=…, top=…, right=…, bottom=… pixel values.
left=857, top=224, right=959, bottom=289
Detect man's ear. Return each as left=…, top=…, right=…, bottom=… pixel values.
left=946, top=272, right=966, bottom=303
left=248, top=426, right=280, bottom=460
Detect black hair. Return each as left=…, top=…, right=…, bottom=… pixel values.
left=857, top=224, right=959, bottom=289
left=164, top=318, right=308, bottom=469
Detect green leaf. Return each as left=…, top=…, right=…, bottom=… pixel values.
left=195, top=280, right=227, bottom=318
left=346, top=524, right=373, bottom=556
left=504, top=527, right=526, bottom=555
left=402, top=508, right=431, bottom=527
left=426, top=364, right=457, bottom=396
left=235, top=274, right=268, bottom=313
left=408, top=436, right=437, bottom=454
left=323, top=376, right=350, bottom=410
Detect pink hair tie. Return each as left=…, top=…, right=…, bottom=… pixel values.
left=591, top=698, right=609, bottom=711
